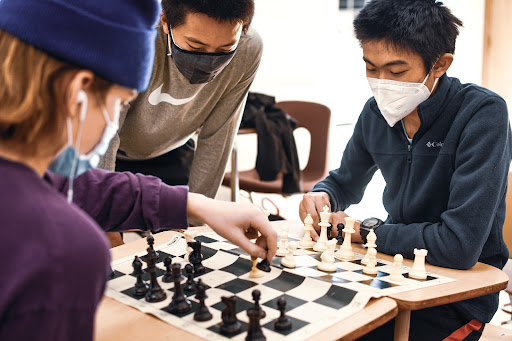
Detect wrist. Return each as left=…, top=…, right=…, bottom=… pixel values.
left=187, top=192, right=209, bottom=223
left=360, top=217, right=384, bottom=244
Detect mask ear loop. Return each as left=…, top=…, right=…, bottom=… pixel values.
left=422, top=58, right=440, bottom=93
left=67, top=90, right=88, bottom=203
left=167, top=25, right=173, bottom=56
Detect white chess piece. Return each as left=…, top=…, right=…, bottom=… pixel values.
left=249, top=259, right=265, bottom=278
left=299, top=213, right=315, bottom=248
left=389, top=254, right=405, bottom=282
left=361, top=229, right=377, bottom=265
left=335, top=216, right=356, bottom=260
left=362, top=248, right=378, bottom=275
left=409, top=248, right=428, bottom=279
left=317, top=239, right=337, bottom=272
left=184, top=230, right=198, bottom=262
left=281, top=241, right=298, bottom=268
left=276, top=226, right=289, bottom=257
left=313, top=205, right=331, bottom=252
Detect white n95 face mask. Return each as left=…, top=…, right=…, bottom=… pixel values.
left=368, top=73, right=439, bottom=127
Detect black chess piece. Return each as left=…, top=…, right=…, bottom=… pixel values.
left=143, top=235, right=167, bottom=302
left=274, top=297, right=292, bottom=331
left=183, top=264, right=196, bottom=293
left=162, top=256, right=173, bottom=283
left=256, top=259, right=271, bottom=272
left=246, top=290, right=266, bottom=341
left=336, top=223, right=345, bottom=245
left=141, top=234, right=159, bottom=262
left=327, top=223, right=333, bottom=240
left=188, top=241, right=206, bottom=274
left=220, top=296, right=241, bottom=335
left=132, top=256, right=148, bottom=297
left=251, top=289, right=266, bottom=319
left=166, top=263, right=192, bottom=314
left=193, top=279, right=212, bottom=322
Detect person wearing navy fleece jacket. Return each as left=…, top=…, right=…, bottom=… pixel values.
left=299, top=1, right=511, bottom=340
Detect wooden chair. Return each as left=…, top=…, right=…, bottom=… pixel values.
left=222, top=100, right=331, bottom=204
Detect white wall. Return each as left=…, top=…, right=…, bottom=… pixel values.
left=223, top=0, right=486, bottom=220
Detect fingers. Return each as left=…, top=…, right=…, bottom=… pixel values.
left=299, top=192, right=331, bottom=229
left=244, top=227, right=259, bottom=240
left=330, top=211, right=349, bottom=238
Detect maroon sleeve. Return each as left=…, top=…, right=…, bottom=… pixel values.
left=45, top=169, right=189, bottom=232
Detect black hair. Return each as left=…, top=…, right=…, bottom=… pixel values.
left=353, top=0, right=463, bottom=71
left=162, top=0, right=255, bottom=33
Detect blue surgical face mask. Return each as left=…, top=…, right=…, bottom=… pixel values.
left=48, top=91, right=119, bottom=202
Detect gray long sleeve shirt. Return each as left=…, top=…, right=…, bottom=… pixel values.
left=99, top=26, right=263, bottom=198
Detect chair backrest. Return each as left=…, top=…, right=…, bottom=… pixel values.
left=274, top=101, right=331, bottom=181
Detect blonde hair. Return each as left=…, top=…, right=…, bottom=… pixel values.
left=0, top=30, right=110, bottom=158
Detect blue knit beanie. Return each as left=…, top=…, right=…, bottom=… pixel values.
left=0, top=0, right=161, bottom=91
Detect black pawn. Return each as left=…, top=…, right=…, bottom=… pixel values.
left=132, top=256, right=148, bottom=297
left=327, top=223, right=333, bottom=240
left=162, top=256, right=173, bottom=283
left=336, top=223, right=345, bottom=245
left=246, top=290, right=266, bottom=341
left=183, top=264, right=196, bottom=293
left=220, top=296, right=241, bottom=335
left=166, top=263, right=192, bottom=314
left=144, top=236, right=166, bottom=302
left=256, top=259, right=271, bottom=272
left=274, top=297, right=292, bottom=331
left=193, top=279, right=212, bottom=322
left=252, top=289, right=266, bottom=319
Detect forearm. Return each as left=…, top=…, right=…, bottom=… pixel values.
left=46, top=169, right=189, bottom=232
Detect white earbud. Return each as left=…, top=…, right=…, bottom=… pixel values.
left=76, top=90, right=88, bottom=122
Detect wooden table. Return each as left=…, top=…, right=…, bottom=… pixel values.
left=272, top=219, right=510, bottom=341
left=94, top=229, right=398, bottom=341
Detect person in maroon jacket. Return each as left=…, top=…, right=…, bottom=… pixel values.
left=0, top=1, right=276, bottom=340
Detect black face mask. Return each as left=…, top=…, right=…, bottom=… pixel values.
left=167, top=30, right=237, bottom=84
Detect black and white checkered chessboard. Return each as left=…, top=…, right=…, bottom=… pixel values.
left=106, top=232, right=454, bottom=340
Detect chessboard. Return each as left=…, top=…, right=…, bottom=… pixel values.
left=106, top=232, right=454, bottom=340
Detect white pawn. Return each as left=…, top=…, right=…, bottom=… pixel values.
left=276, top=226, right=289, bottom=257
left=281, top=241, right=298, bottom=268
left=335, top=216, right=356, bottom=260
left=362, top=248, right=378, bottom=275
left=317, top=239, right=337, bottom=272
left=184, top=230, right=198, bottom=262
left=299, top=214, right=315, bottom=248
left=409, top=248, right=428, bottom=280
left=389, top=254, right=405, bottom=282
left=313, top=205, right=331, bottom=252
left=361, top=229, right=377, bottom=265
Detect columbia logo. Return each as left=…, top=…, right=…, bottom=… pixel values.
left=426, top=141, right=443, bottom=148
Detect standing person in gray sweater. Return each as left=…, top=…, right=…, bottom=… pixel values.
left=99, top=0, right=262, bottom=199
